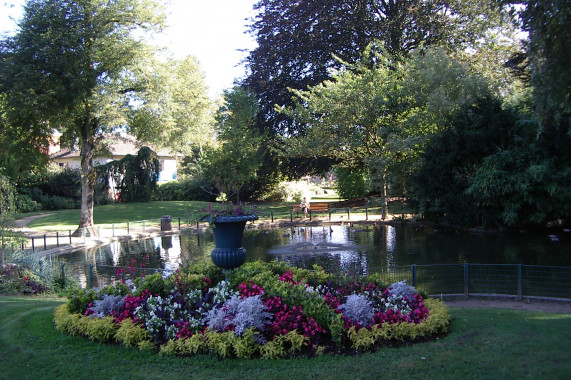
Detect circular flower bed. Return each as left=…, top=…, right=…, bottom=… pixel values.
left=54, top=261, right=449, bottom=359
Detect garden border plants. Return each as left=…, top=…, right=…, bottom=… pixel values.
left=54, top=261, right=450, bottom=359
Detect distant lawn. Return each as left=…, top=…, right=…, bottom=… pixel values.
left=24, top=201, right=297, bottom=231
left=1, top=296, right=570, bottom=379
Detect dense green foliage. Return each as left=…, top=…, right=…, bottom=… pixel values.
left=155, top=178, right=213, bottom=202
left=334, top=167, right=370, bottom=200
left=243, top=0, right=521, bottom=180
left=194, top=87, right=265, bottom=202
left=15, top=167, right=81, bottom=211
left=96, top=147, right=160, bottom=203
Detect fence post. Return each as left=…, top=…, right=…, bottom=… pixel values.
left=271, top=211, right=274, bottom=223
left=56, top=231, right=59, bottom=247
left=143, top=220, right=146, bottom=231
left=44, top=234, right=47, bottom=250
left=290, top=210, right=293, bottom=222
left=347, top=208, right=350, bottom=221
left=464, top=263, right=470, bottom=300
left=39, top=260, right=43, bottom=275
left=329, top=208, right=331, bottom=220
left=89, top=264, right=94, bottom=289
left=112, top=224, right=115, bottom=237
left=69, top=230, right=72, bottom=244
left=517, top=264, right=523, bottom=301
left=31, top=237, right=35, bottom=251
left=178, top=217, right=181, bottom=229
left=366, top=207, right=368, bottom=221
left=127, top=222, right=130, bottom=234
left=411, top=264, right=417, bottom=287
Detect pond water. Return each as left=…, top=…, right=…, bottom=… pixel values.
left=56, top=223, right=571, bottom=288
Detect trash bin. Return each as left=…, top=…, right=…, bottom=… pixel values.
left=161, top=215, right=172, bottom=231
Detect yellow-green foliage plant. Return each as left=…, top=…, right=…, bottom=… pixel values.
left=115, top=319, right=152, bottom=348
left=259, top=335, right=288, bottom=359
left=179, top=334, right=208, bottom=356
left=284, top=330, right=309, bottom=354
left=204, top=330, right=236, bottom=358
left=54, top=304, right=75, bottom=334
left=85, top=316, right=117, bottom=342
left=54, top=304, right=117, bottom=343
left=231, top=328, right=260, bottom=359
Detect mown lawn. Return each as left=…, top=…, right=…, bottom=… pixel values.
left=1, top=296, right=570, bottom=379
left=22, top=201, right=297, bottom=231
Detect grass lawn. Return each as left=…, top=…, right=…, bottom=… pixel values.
left=21, top=196, right=353, bottom=231
left=22, top=201, right=299, bottom=231
left=1, top=296, right=570, bottom=379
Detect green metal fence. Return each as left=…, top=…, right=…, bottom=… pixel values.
left=368, top=263, right=571, bottom=300
left=75, top=262, right=571, bottom=301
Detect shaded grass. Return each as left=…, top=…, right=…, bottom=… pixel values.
left=1, top=296, right=570, bottom=379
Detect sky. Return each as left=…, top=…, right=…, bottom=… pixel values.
left=0, top=0, right=259, bottom=99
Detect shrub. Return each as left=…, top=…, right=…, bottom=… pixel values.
left=0, top=264, right=50, bottom=295
left=14, top=193, right=41, bottom=213
left=155, top=178, right=213, bottom=201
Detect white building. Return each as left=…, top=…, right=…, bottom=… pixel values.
left=50, top=135, right=179, bottom=183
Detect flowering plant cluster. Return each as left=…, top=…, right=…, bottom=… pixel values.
left=199, top=202, right=260, bottom=223
left=56, top=262, right=449, bottom=358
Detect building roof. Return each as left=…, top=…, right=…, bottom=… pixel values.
left=50, top=135, right=178, bottom=160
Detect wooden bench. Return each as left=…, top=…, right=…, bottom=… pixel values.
left=292, top=202, right=329, bottom=218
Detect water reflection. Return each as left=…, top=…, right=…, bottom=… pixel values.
left=56, top=224, right=571, bottom=288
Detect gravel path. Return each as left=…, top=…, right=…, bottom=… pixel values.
left=444, top=299, right=571, bottom=314
left=13, top=213, right=54, bottom=230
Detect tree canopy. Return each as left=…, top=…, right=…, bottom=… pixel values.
left=243, top=0, right=524, bottom=180
left=0, top=0, right=213, bottom=234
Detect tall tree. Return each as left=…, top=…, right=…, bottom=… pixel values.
left=281, top=46, right=487, bottom=213
left=244, top=0, right=522, bottom=180
left=518, top=0, right=571, bottom=157
left=0, top=0, right=209, bottom=236
left=198, top=87, right=264, bottom=204
left=133, top=56, right=214, bottom=156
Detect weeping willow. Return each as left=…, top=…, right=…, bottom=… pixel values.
left=96, top=147, right=160, bottom=203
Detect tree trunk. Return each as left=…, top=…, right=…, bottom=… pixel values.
left=381, top=169, right=388, bottom=220
left=73, top=135, right=98, bottom=237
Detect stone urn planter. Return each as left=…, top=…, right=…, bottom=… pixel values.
left=210, top=214, right=258, bottom=270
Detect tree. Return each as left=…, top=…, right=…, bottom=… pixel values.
left=197, top=87, right=265, bottom=204
left=0, top=0, right=209, bottom=236
left=96, top=146, right=160, bottom=203
left=132, top=56, right=214, bottom=156
left=281, top=46, right=487, bottom=214
left=0, top=173, right=22, bottom=264
left=518, top=0, right=571, bottom=158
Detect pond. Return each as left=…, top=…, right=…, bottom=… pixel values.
left=55, top=223, right=571, bottom=288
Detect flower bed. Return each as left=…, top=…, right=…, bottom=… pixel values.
left=54, top=262, right=450, bottom=359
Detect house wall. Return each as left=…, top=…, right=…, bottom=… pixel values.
left=159, top=159, right=177, bottom=182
